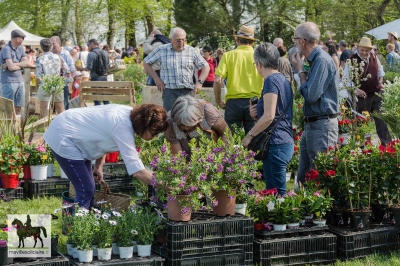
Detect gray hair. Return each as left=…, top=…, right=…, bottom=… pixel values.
left=169, top=27, right=186, bottom=38
left=254, top=42, right=279, bottom=70
left=295, top=22, right=320, bottom=44
left=50, top=36, right=61, bottom=44
left=273, top=38, right=283, bottom=47
left=287, top=47, right=298, bottom=63
left=171, top=95, right=204, bottom=126
left=339, top=40, right=348, bottom=48
left=40, top=38, right=53, bottom=52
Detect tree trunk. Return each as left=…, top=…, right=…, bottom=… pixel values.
left=60, top=0, right=71, bottom=43
left=74, top=0, right=84, bottom=46
left=125, top=19, right=136, bottom=48
left=106, top=0, right=117, bottom=48
left=32, top=0, right=42, bottom=33
left=376, top=0, right=391, bottom=25
left=146, top=15, right=156, bottom=36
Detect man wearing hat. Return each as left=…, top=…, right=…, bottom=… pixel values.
left=343, top=36, right=391, bottom=145
left=198, top=45, right=217, bottom=87
left=388, top=32, right=400, bottom=54
left=213, top=25, right=263, bottom=134
left=0, top=29, right=31, bottom=115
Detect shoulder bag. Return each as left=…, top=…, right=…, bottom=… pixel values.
left=248, top=94, right=292, bottom=161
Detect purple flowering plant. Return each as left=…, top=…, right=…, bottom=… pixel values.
left=23, top=142, right=49, bottom=166
left=197, top=133, right=262, bottom=200
left=150, top=140, right=211, bottom=212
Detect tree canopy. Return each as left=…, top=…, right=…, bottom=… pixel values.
left=0, top=0, right=398, bottom=49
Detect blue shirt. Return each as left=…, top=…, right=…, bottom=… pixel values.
left=58, top=49, right=75, bottom=73
left=300, top=47, right=339, bottom=117
left=0, top=42, right=26, bottom=83
left=144, top=44, right=207, bottom=89
left=256, top=73, right=293, bottom=145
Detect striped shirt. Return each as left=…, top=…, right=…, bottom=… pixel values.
left=144, top=44, right=207, bottom=89
left=300, top=46, right=339, bottom=117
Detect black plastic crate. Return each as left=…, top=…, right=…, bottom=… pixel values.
left=95, top=175, right=135, bottom=194
left=101, top=163, right=128, bottom=177
left=328, top=224, right=400, bottom=260
left=23, top=178, right=70, bottom=198
left=255, top=225, right=328, bottom=240
left=253, top=233, right=337, bottom=266
left=67, top=253, right=164, bottom=266
left=0, top=187, right=23, bottom=200
left=10, top=252, right=69, bottom=266
left=164, top=252, right=252, bottom=266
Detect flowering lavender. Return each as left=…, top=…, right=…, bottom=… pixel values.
left=240, top=179, right=246, bottom=184
left=180, top=206, right=191, bottom=214
left=212, top=200, right=218, bottom=207
left=217, top=163, right=224, bottom=173
left=200, top=173, right=207, bottom=181
left=161, top=145, right=167, bottom=153
left=168, top=195, right=176, bottom=201
left=151, top=196, right=158, bottom=202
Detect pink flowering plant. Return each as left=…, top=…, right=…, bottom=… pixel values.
left=23, top=142, right=49, bottom=166
left=150, top=141, right=211, bottom=213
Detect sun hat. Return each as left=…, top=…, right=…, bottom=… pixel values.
left=388, top=31, right=398, bottom=40
left=72, top=71, right=83, bottom=78
left=233, top=25, right=257, bottom=41
left=358, top=37, right=373, bottom=49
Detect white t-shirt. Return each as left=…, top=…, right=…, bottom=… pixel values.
left=44, top=104, right=144, bottom=175
left=79, top=51, right=90, bottom=77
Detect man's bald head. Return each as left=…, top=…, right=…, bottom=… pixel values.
left=273, top=38, right=283, bottom=48
left=295, top=22, right=320, bottom=44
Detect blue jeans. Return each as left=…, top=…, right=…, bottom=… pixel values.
left=225, top=98, right=256, bottom=134
left=51, top=149, right=95, bottom=209
left=91, top=76, right=110, bottom=105
left=63, top=85, right=69, bottom=110
left=296, top=118, right=338, bottom=185
left=2, top=82, right=25, bottom=106
left=146, top=70, right=160, bottom=86
left=263, top=143, right=294, bottom=195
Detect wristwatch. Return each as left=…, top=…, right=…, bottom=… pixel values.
left=198, top=79, right=204, bottom=84
left=298, top=70, right=308, bottom=76
left=248, top=131, right=254, bottom=137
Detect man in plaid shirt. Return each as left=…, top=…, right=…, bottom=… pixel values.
left=143, top=27, right=210, bottom=111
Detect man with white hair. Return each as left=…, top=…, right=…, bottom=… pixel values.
left=273, top=38, right=283, bottom=48
left=143, top=27, right=210, bottom=111
left=291, top=22, right=339, bottom=185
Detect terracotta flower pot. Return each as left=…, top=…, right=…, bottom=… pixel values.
left=167, top=195, right=192, bottom=221
left=254, top=223, right=264, bottom=231
left=212, top=189, right=236, bottom=216
left=0, top=173, right=19, bottom=189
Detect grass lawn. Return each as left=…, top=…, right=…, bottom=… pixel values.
left=1, top=196, right=400, bottom=265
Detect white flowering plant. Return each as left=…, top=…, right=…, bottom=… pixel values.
left=266, top=194, right=292, bottom=225
left=93, top=209, right=116, bottom=249
left=132, top=207, right=165, bottom=245
left=72, top=207, right=100, bottom=251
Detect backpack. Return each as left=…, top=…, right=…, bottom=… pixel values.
left=92, top=49, right=108, bottom=75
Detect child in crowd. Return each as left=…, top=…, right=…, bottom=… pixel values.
left=71, top=71, right=82, bottom=99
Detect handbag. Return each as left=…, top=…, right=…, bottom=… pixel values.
left=248, top=94, right=292, bottom=161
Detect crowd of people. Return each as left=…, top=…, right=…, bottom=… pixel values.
left=0, top=23, right=397, bottom=208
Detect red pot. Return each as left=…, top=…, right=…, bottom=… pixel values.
left=254, top=223, right=264, bottom=231
left=23, top=165, right=31, bottom=179
left=0, top=173, right=19, bottom=189
left=105, top=152, right=119, bottom=163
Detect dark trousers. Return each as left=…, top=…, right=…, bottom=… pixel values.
left=225, top=98, right=256, bottom=134
left=357, top=93, right=391, bottom=145
left=91, top=76, right=110, bottom=105
left=162, top=88, right=194, bottom=112
left=63, top=85, right=69, bottom=110
left=52, top=149, right=95, bottom=209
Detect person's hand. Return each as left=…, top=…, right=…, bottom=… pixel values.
left=249, top=101, right=257, bottom=120
left=356, top=89, right=367, bottom=98
left=292, top=52, right=304, bottom=72
left=242, top=134, right=252, bottom=148
left=194, top=83, right=202, bottom=94
left=93, top=168, right=104, bottom=184
left=218, top=100, right=226, bottom=109
left=155, top=77, right=165, bottom=91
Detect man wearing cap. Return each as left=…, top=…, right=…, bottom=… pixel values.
left=35, top=38, right=64, bottom=117
left=143, top=27, right=209, bottom=111
left=343, top=36, right=391, bottom=145
left=388, top=32, right=400, bottom=54
left=0, top=29, right=31, bottom=115
left=50, top=36, right=75, bottom=110
left=291, top=22, right=339, bottom=185
left=198, top=45, right=217, bottom=87
left=213, top=25, right=263, bottom=134
left=121, top=47, right=133, bottom=59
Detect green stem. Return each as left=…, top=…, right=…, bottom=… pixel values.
left=344, top=159, right=353, bottom=211
left=369, top=155, right=372, bottom=209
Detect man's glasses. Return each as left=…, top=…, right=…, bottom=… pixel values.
left=292, top=37, right=307, bottom=43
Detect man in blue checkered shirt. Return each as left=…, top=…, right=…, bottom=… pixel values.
left=143, top=27, right=210, bottom=111
left=291, top=22, right=339, bottom=185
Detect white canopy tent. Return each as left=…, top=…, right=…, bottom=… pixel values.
left=365, top=19, right=400, bottom=40
left=0, top=21, right=45, bottom=46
